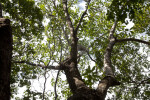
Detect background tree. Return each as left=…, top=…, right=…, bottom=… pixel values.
left=1, top=0, right=150, bottom=99
left=0, top=3, right=12, bottom=99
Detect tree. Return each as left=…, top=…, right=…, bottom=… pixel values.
left=0, top=3, right=12, bottom=99
left=1, top=0, right=150, bottom=99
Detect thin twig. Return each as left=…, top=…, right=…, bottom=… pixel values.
left=12, top=60, right=62, bottom=70
left=44, top=0, right=53, bottom=16
left=42, top=68, right=47, bottom=100
left=135, top=78, right=150, bottom=89
left=75, top=0, right=91, bottom=32
left=43, top=38, right=55, bottom=100
left=54, top=34, right=63, bottom=100
left=54, top=70, right=60, bottom=100
left=87, top=51, right=97, bottom=63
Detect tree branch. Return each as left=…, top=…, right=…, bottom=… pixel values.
left=109, top=20, right=117, bottom=39
left=63, top=0, right=77, bottom=60
left=54, top=33, right=63, bottom=100
left=63, top=0, right=87, bottom=93
left=116, top=38, right=150, bottom=45
left=97, top=20, right=120, bottom=99
left=104, top=20, right=117, bottom=76
left=136, top=77, right=150, bottom=87
left=87, top=51, right=97, bottom=63
left=12, top=60, right=62, bottom=70
left=75, top=0, right=91, bottom=32
left=97, top=76, right=120, bottom=99
left=129, top=78, right=150, bottom=89
left=42, top=68, right=49, bottom=100
left=54, top=70, right=60, bottom=100
left=63, top=0, right=74, bottom=33
left=62, top=25, right=71, bottom=46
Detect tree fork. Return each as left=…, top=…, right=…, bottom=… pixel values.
left=62, top=0, right=86, bottom=93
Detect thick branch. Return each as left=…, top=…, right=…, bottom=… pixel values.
left=104, top=21, right=117, bottom=76
left=116, top=38, right=150, bottom=45
left=96, top=20, right=120, bottom=100
left=75, top=0, right=91, bottom=32
left=109, top=20, right=117, bottom=39
left=97, top=76, right=120, bottom=100
left=63, top=0, right=77, bottom=59
left=12, top=60, right=62, bottom=70
left=63, top=0, right=86, bottom=93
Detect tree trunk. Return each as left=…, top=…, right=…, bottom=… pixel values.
left=0, top=18, right=12, bottom=100
left=67, top=88, right=101, bottom=100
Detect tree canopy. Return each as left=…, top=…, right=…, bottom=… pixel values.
left=1, top=0, right=150, bottom=99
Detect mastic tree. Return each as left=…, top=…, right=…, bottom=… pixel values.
left=2, top=0, right=150, bottom=99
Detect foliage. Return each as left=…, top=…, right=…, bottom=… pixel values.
left=107, top=0, right=145, bottom=22
left=1, top=0, right=149, bottom=99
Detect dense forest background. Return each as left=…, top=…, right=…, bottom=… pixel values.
left=1, top=0, right=150, bottom=99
